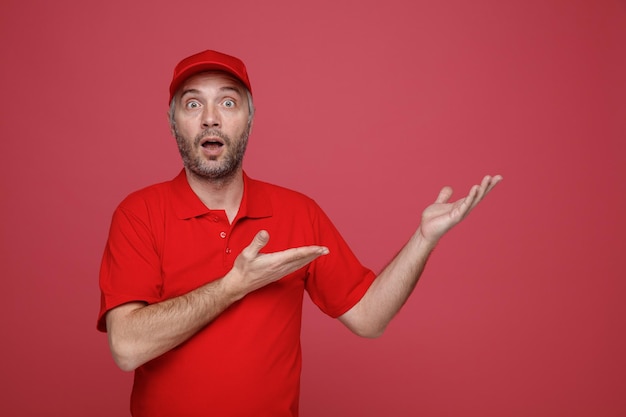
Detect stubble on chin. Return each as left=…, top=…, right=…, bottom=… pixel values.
left=173, top=127, right=250, bottom=182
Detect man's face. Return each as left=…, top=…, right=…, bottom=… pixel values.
left=171, top=71, right=252, bottom=181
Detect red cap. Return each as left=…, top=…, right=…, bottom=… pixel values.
left=168, top=50, right=251, bottom=103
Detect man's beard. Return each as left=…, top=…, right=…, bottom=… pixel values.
left=174, top=125, right=250, bottom=182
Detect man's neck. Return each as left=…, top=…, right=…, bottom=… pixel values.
left=185, top=168, right=244, bottom=223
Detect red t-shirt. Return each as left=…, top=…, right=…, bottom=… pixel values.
left=98, top=170, right=376, bottom=417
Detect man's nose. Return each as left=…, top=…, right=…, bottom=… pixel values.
left=202, top=105, right=220, bottom=128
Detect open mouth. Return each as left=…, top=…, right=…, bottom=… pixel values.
left=201, top=138, right=225, bottom=150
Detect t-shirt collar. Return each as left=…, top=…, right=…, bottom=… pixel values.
left=170, top=169, right=272, bottom=220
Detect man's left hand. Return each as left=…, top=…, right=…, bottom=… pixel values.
left=418, top=175, right=503, bottom=246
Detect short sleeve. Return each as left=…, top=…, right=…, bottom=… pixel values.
left=97, top=204, right=163, bottom=332
left=305, top=205, right=376, bottom=318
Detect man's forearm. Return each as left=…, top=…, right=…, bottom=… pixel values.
left=339, top=175, right=502, bottom=338
left=107, top=276, right=238, bottom=371
left=339, top=229, right=436, bottom=337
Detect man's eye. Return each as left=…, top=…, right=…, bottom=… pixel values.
left=223, top=99, right=235, bottom=108
left=186, top=101, right=200, bottom=109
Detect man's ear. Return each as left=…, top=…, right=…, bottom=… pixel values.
left=167, top=111, right=176, bottom=137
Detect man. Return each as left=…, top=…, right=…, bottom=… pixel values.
left=98, top=49, right=502, bottom=417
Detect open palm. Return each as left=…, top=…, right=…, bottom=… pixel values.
left=419, top=175, right=503, bottom=244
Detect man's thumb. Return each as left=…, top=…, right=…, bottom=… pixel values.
left=435, top=186, right=453, bottom=204
left=248, top=230, right=270, bottom=256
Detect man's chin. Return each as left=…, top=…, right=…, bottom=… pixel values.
left=188, top=163, right=240, bottom=182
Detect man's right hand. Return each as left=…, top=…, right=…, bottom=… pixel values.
left=106, top=230, right=328, bottom=371
left=223, top=230, right=329, bottom=301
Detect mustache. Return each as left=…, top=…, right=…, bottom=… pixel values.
left=193, top=129, right=231, bottom=146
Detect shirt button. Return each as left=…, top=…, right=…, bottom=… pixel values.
left=219, top=231, right=227, bottom=238
left=225, top=248, right=231, bottom=254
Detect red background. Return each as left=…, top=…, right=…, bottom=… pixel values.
left=2, top=0, right=625, bottom=416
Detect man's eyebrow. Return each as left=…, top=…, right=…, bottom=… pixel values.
left=180, top=86, right=244, bottom=99
left=179, top=88, right=202, bottom=99
left=218, top=85, right=244, bottom=95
